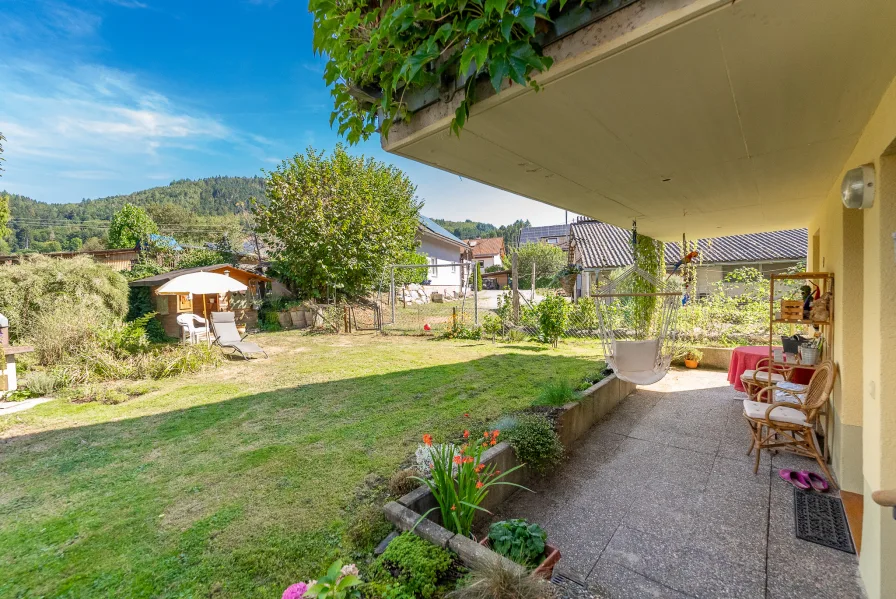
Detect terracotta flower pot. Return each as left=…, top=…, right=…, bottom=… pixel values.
left=684, top=359, right=699, bottom=369
left=478, top=538, right=561, bottom=580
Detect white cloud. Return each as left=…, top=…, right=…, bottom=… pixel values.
left=0, top=61, right=233, bottom=177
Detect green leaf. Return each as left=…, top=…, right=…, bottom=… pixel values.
left=466, top=18, right=485, bottom=33
left=517, top=6, right=537, bottom=36
left=435, top=22, right=453, bottom=43
left=500, top=12, right=514, bottom=41
left=488, top=56, right=510, bottom=91
left=484, top=0, right=508, bottom=16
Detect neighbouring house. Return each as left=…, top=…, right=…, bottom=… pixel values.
left=416, top=215, right=471, bottom=295
left=129, top=264, right=272, bottom=338
left=569, top=220, right=807, bottom=297
left=374, top=1, right=896, bottom=591
left=468, top=237, right=505, bottom=268
left=0, top=248, right=139, bottom=271
left=519, top=224, right=571, bottom=253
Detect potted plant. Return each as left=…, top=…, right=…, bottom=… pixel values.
left=556, top=264, right=582, bottom=297
left=683, top=348, right=703, bottom=369
left=478, top=519, right=561, bottom=580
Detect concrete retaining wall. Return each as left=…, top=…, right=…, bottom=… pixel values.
left=383, top=373, right=636, bottom=567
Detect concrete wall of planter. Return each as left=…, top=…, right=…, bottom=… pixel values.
left=672, top=346, right=733, bottom=370
left=382, top=373, right=636, bottom=570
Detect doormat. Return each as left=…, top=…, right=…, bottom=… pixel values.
left=793, top=489, right=856, bottom=554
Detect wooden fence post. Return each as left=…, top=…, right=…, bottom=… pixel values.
left=511, top=253, right=520, bottom=323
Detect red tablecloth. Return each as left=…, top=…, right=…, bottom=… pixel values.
left=727, top=346, right=813, bottom=392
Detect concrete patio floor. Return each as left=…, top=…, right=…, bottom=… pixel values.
left=490, top=369, right=866, bottom=599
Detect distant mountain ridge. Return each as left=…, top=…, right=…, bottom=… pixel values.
left=2, top=177, right=264, bottom=253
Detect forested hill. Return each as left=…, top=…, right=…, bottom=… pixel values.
left=3, top=177, right=265, bottom=253
left=432, top=218, right=530, bottom=247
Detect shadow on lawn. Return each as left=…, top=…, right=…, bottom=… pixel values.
left=0, top=352, right=604, bottom=598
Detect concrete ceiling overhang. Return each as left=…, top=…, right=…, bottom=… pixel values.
left=381, top=0, right=896, bottom=240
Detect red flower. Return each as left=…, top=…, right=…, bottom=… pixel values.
left=492, top=430, right=500, bottom=438
left=476, top=481, right=484, bottom=489
left=463, top=430, right=470, bottom=439
left=464, top=413, right=470, bottom=418
left=490, top=439, right=497, bottom=446
left=422, top=434, right=433, bottom=447
left=453, top=455, right=462, bottom=465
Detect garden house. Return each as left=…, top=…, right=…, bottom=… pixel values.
left=130, top=265, right=271, bottom=337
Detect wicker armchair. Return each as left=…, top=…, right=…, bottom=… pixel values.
left=742, top=360, right=837, bottom=486
left=740, top=357, right=793, bottom=400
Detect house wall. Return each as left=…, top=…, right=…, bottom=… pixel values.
left=474, top=254, right=502, bottom=268
left=418, top=234, right=466, bottom=289
left=808, top=74, right=896, bottom=599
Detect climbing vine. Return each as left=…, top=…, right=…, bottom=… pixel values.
left=630, top=232, right=663, bottom=339
left=310, top=0, right=566, bottom=143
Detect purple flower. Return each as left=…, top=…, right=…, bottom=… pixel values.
left=282, top=582, right=308, bottom=599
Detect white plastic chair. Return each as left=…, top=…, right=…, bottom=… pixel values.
left=176, top=313, right=209, bottom=344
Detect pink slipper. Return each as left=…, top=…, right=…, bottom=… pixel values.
left=779, top=469, right=811, bottom=491
left=800, top=471, right=830, bottom=492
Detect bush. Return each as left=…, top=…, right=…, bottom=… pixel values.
left=448, top=560, right=556, bottom=599
left=535, top=294, right=568, bottom=348
left=371, top=533, right=455, bottom=599
left=0, top=255, right=128, bottom=343
left=487, top=519, right=548, bottom=568
left=533, top=381, right=576, bottom=407
left=501, top=415, right=563, bottom=474
left=344, top=503, right=393, bottom=553
left=436, top=322, right=481, bottom=341
left=22, top=370, right=62, bottom=396
left=28, top=299, right=110, bottom=366
left=98, top=313, right=153, bottom=357
left=388, top=468, right=421, bottom=497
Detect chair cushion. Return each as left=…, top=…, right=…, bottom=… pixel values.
left=742, top=399, right=807, bottom=425
left=740, top=369, right=784, bottom=383
left=612, top=339, right=659, bottom=373
left=773, top=381, right=806, bottom=405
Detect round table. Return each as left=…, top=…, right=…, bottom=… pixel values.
left=727, top=345, right=813, bottom=392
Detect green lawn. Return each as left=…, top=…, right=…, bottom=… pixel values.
left=0, top=332, right=605, bottom=599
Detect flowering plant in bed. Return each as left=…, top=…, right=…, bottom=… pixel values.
left=414, top=430, right=527, bottom=537
left=283, top=561, right=361, bottom=599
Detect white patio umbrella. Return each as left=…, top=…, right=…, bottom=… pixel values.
left=156, top=272, right=248, bottom=344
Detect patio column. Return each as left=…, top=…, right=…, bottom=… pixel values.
left=860, top=151, right=896, bottom=599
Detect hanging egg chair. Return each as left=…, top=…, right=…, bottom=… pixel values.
left=593, top=265, right=682, bottom=385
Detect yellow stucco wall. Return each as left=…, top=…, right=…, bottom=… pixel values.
left=808, top=74, right=896, bottom=599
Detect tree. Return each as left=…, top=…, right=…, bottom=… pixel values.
left=253, top=146, right=421, bottom=298
left=510, top=242, right=566, bottom=288
left=108, top=204, right=158, bottom=249
left=475, top=262, right=482, bottom=291
left=0, top=132, right=9, bottom=246
left=393, top=250, right=429, bottom=286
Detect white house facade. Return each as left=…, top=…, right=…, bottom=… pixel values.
left=416, top=216, right=471, bottom=295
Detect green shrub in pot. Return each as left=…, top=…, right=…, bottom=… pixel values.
left=487, top=519, right=547, bottom=568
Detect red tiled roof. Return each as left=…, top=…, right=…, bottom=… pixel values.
left=468, top=237, right=505, bottom=257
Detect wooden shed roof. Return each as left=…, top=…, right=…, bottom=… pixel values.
left=129, top=264, right=272, bottom=287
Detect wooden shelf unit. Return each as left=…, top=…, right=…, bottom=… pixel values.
left=768, top=272, right=834, bottom=460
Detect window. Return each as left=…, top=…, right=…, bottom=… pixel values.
left=430, top=257, right=438, bottom=276
left=177, top=294, right=192, bottom=312
left=451, top=263, right=456, bottom=273
left=547, top=237, right=558, bottom=244
left=478, top=260, right=485, bottom=267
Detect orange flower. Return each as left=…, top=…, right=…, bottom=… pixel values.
left=451, top=504, right=456, bottom=511
left=423, top=434, right=433, bottom=447
left=464, top=456, right=474, bottom=464
left=476, top=481, right=483, bottom=489
left=453, top=455, right=462, bottom=465
left=483, top=431, right=489, bottom=438
left=482, top=443, right=488, bottom=448
left=475, top=464, right=485, bottom=473
left=492, top=430, right=500, bottom=438
left=490, top=439, right=497, bottom=446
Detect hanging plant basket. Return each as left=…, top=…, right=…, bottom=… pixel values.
left=559, top=274, right=577, bottom=296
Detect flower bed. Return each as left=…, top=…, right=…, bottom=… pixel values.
left=382, top=374, right=635, bottom=572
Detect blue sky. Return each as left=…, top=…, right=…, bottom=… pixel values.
left=0, top=0, right=571, bottom=226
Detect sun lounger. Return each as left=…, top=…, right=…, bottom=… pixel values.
left=210, top=312, right=267, bottom=360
